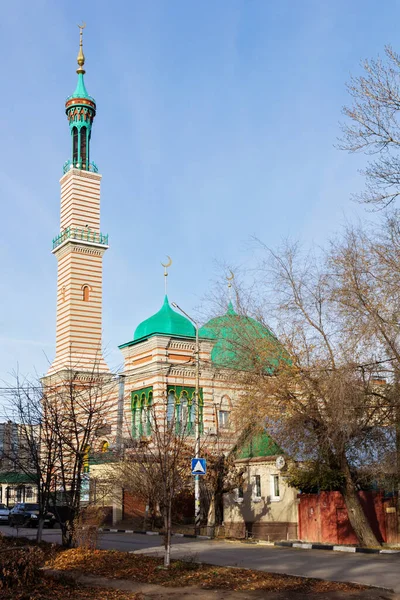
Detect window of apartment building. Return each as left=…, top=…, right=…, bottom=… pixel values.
left=270, top=474, right=280, bottom=501
left=234, top=485, right=244, bottom=503
left=253, top=474, right=261, bottom=500
left=26, top=487, right=33, bottom=499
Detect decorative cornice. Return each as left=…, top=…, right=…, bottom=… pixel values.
left=65, top=97, right=96, bottom=111
left=169, top=341, right=195, bottom=351
left=42, top=368, right=114, bottom=386
left=53, top=238, right=108, bottom=256
left=60, top=167, right=102, bottom=184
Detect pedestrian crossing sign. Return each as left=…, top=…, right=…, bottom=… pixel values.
left=191, top=458, right=206, bottom=475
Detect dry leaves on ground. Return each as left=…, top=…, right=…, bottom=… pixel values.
left=0, top=575, right=141, bottom=599
left=49, top=548, right=367, bottom=593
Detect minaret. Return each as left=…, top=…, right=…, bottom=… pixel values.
left=47, top=25, right=109, bottom=376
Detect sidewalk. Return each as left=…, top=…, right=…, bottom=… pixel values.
left=99, top=526, right=210, bottom=539
left=44, top=569, right=398, bottom=600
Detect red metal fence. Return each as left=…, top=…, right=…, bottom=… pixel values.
left=298, top=491, right=398, bottom=544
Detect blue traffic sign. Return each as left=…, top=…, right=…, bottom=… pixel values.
left=191, top=458, right=206, bottom=475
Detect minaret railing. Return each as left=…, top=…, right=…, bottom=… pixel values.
left=62, top=159, right=98, bottom=175
left=52, top=227, right=109, bottom=250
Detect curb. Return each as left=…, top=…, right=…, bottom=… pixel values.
left=274, top=541, right=400, bottom=554
left=98, top=527, right=211, bottom=540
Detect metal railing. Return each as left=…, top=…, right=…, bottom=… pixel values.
left=52, top=227, right=109, bottom=250
left=62, top=160, right=99, bottom=175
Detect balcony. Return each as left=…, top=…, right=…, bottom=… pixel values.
left=52, top=227, right=109, bottom=250
left=62, top=160, right=99, bottom=175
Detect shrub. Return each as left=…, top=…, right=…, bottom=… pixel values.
left=0, top=546, right=44, bottom=589
left=73, top=506, right=106, bottom=549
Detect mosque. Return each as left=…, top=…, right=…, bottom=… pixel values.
left=40, top=29, right=298, bottom=541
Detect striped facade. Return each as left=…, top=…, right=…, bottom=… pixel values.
left=47, top=168, right=109, bottom=376
left=119, top=334, right=241, bottom=444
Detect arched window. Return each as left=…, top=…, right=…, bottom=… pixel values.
left=188, top=392, right=196, bottom=435
left=132, top=395, right=139, bottom=439
left=72, top=127, right=78, bottom=164
left=101, top=441, right=109, bottom=453
left=80, top=126, right=87, bottom=169
left=82, top=285, right=90, bottom=302
left=146, top=391, right=153, bottom=436
left=180, top=392, right=189, bottom=433
left=140, top=393, right=146, bottom=436
left=167, top=391, right=175, bottom=427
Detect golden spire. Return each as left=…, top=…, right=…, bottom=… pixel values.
left=77, top=22, right=86, bottom=74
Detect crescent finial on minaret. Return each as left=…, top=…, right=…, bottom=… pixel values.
left=77, top=22, right=86, bottom=74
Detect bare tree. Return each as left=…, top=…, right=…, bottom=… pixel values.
left=43, top=368, right=114, bottom=547
left=340, top=46, right=400, bottom=208
left=1, top=376, right=59, bottom=543
left=2, top=368, right=114, bottom=547
left=200, top=431, right=243, bottom=537
left=227, top=242, right=396, bottom=547
left=329, top=218, right=400, bottom=535
left=112, top=398, right=195, bottom=567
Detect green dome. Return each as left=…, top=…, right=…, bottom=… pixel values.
left=134, top=296, right=195, bottom=341
left=199, top=302, right=282, bottom=369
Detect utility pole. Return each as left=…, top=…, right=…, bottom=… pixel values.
left=172, top=302, right=201, bottom=534
left=116, top=374, right=126, bottom=458
left=395, top=367, right=400, bottom=541
left=113, top=374, right=125, bottom=525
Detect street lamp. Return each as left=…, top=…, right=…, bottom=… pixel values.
left=171, top=302, right=201, bottom=534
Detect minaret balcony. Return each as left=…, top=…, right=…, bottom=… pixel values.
left=52, top=227, right=109, bottom=251
left=63, top=159, right=99, bottom=175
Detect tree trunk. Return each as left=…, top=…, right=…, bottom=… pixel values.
left=61, top=519, right=75, bottom=548
left=395, top=371, right=400, bottom=540
left=341, top=461, right=380, bottom=547
left=36, top=518, right=44, bottom=543
left=207, top=493, right=216, bottom=538
left=215, top=491, right=223, bottom=526
left=163, top=499, right=172, bottom=567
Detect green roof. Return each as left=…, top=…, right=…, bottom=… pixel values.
left=199, top=302, right=281, bottom=368
left=0, top=472, right=37, bottom=484
left=133, top=296, right=195, bottom=341
left=236, top=432, right=282, bottom=459
left=67, top=73, right=95, bottom=102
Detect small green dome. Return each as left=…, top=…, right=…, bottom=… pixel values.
left=199, top=302, right=281, bottom=369
left=134, top=296, right=196, bottom=341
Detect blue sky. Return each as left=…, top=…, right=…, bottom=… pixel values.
left=0, top=0, right=398, bottom=383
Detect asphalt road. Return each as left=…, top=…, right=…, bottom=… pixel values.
left=2, top=525, right=400, bottom=593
